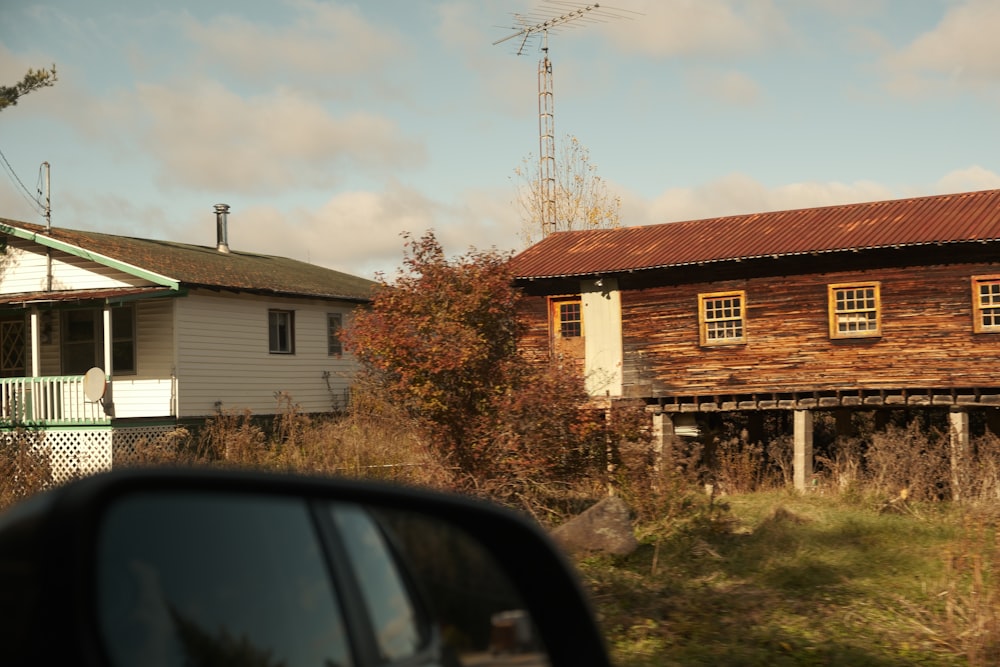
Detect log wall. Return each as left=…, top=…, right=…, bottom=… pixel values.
left=621, top=261, right=1000, bottom=398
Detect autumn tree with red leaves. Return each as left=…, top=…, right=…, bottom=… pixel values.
left=344, top=231, right=607, bottom=488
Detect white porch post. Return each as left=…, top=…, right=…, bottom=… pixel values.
left=29, top=308, right=41, bottom=377
left=793, top=409, right=814, bottom=492
left=102, top=305, right=113, bottom=376
left=102, top=305, right=114, bottom=416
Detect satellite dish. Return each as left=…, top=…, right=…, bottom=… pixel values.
left=83, top=367, right=107, bottom=402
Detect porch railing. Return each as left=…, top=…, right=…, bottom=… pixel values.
left=0, top=376, right=110, bottom=426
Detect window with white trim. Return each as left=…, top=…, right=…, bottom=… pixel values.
left=973, top=276, right=1000, bottom=333
left=268, top=310, right=295, bottom=354
left=698, top=291, right=746, bottom=346
left=828, top=282, right=880, bottom=338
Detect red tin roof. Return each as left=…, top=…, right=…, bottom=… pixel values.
left=510, top=189, right=1000, bottom=279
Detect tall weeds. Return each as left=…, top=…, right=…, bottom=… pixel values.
left=0, top=429, right=50, bottom=508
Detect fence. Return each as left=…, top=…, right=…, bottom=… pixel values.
left=0, top=375, right=109, bottom=426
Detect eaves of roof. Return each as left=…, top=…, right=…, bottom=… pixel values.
left=510, top=189, right=1000, bottom=280
left=0, top=286, right=175, bottom=306
left=0, top=219, right=375, bottom=302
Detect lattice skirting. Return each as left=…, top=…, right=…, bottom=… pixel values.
left=36, top=427, right=114, bottom=482
left=10, top=424, right=184, bottom=482
left=112, top=424, right=183, bottom=466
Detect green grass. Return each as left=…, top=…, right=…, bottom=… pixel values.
left=577, top=490, right=998, bottom=666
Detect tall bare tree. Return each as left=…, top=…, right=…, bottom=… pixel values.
left=0, top=66, right=57, bottom=111
left=513, top=134, right=622, bottom=246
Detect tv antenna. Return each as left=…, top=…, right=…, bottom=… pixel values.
left=494, top=2, right=635, bottom=237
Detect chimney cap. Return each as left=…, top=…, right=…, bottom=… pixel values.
left=214, top=203, right=231, bottom=253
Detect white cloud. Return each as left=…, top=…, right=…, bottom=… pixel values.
left=884, top=0, right=1000, bottom=96
left=183, top=0, right=402, bottom=83
left=631, top=173, right=896, bottom=225
left=152, top=183, right=523, bottom=279
left=933, top=165, right=1000, bottom=193
left=435, top=1, right=540, bottom=117
left=685, top=68, right=762, bottom=106
left=604, top=0, right=791, bottom=58
left=132, top=81, right=425, bottom=193
left=623, top=169, right=1000, bottom=229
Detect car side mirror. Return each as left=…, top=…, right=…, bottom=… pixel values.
left=0, top=468, right=610, bottom=667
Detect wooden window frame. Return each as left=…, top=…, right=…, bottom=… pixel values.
left=972, top=275, right=1000, bottom=333
left=552, top=297, right=583, bottom=339
left=698, top=290, right=746, bottom=346
left=268, top=309, right=295, bottom=354
left=828, top=282, right=881, bottom=339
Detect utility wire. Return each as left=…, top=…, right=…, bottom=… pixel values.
left=0, top=145, right=46, bottom=216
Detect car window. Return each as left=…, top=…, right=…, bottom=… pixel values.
left=97, top=492, right=353, bottom=667
left=330, top=504, right=424, bottom=662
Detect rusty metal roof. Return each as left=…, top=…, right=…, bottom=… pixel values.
left=510, top=189, right=1000, bottom=279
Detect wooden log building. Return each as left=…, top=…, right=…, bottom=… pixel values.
left=510, top=188, right=1000, bottom=491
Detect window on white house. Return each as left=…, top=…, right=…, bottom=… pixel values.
left=61, top=305, right=136, bottom=375
left=327, top=313, right=343, bottom=356
left=269, top=310, right=295, bottom=354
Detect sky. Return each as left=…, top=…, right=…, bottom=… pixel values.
left=1, top=0, right=999, bottom=280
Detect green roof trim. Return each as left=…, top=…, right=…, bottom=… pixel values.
left=0, top=222, right=180, bottom=290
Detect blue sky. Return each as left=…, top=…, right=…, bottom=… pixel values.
left=1, top=0, right=998, bottom=278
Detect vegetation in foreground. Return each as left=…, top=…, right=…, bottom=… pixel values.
left=579, top=414, right=1000, bottom=667
left=3, top=399, right=1000, bottom=666
left=583, top=489, right=1000, bottom=667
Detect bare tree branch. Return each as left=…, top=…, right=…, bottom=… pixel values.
left=513, top=135, right=622, bottom=246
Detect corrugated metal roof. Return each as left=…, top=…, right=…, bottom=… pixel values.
left=510, top=189, right=1000, bottom=279
left=0, top=218, right=375, bottom=302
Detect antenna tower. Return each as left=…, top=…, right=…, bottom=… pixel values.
left=494, top=2, right=631, bottom=237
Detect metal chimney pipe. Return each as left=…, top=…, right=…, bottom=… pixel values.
left=214, top=203, right=230, bottom=253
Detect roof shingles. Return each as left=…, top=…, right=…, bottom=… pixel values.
left=0, top=219, right=374, bottom=302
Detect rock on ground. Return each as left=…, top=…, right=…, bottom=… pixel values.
left=551, top=495, right=638, bottom=556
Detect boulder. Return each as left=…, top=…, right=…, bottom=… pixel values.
left=551, top=495, right=638, bottom=556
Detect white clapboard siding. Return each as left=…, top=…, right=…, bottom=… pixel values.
left=110, top=378, right=175, bottom=418
left=110, top=298, right=177, bottom=417
left=134, top=297, right=175, bottom=378
left=174, top=290, right=361, bottom=417
left=0, top=238, right=155, bottom=294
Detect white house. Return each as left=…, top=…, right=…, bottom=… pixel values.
left=0, top=205, right=374, bottom=478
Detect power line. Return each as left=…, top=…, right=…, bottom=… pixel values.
left=0, top=146, right=45, bottom=216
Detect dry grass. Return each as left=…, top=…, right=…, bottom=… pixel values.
left=128, top=402, right=456, bottom=490
left=0, top=429, right=51, bottom=508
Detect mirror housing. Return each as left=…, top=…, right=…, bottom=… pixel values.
left=0, top=468, right=610, bottom=667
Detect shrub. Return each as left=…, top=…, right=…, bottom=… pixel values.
left=865, top=421, right=950, bottom=501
